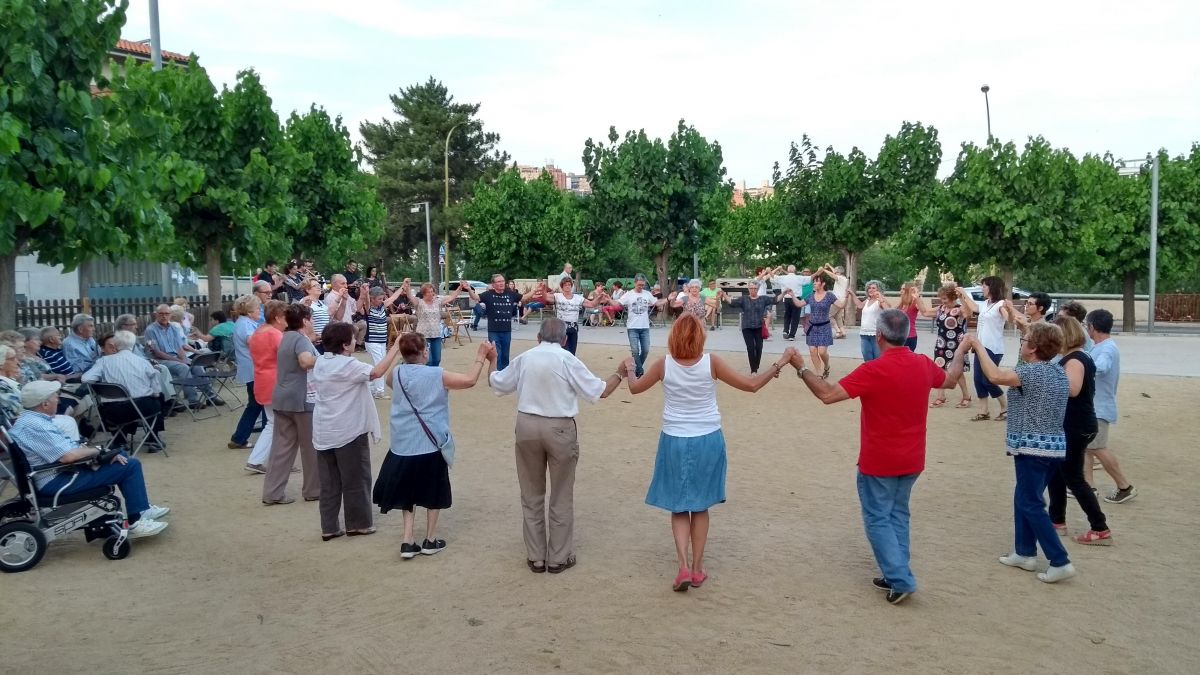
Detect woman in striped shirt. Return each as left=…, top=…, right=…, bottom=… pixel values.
left=357, top=286, right=402, bottom=398
left=299, top=279, right=330, bottom=352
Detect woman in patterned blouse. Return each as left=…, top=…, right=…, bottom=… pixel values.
left=928, top=283, right=977, bottom=408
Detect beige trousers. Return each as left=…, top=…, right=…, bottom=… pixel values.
left=263, top=410, right=319, bottom=502
left=514, top=413, right=579, bottom=566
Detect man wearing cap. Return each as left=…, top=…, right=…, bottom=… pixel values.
left=608, top=274, right=657, bottom=377
left=8, top=381, right=170, bottom=538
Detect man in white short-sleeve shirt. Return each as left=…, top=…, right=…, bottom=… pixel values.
left=774, top=265, right=806, bottom=341
left=611, top=274, right=657, bottom=377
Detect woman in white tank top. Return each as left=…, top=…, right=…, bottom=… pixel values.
left=972, top=276, right=1013, bottom=421
left=625, top=314, right=797, bottom=593
left=848, top=280, right=890, bottom=362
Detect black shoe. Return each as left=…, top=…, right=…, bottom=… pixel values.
left=872, top=577, right=892, bottom=591
left=886, top=590, right=912, bottom=605
left=210, top=396, right=227, bottom=406
left=547, top=555, right=577, bottom=574
left=400, top=542, right=421, bottom=560
left=421, top=538, right=446, bottom=555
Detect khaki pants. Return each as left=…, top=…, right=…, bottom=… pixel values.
left=831, top=303, right=846, bottom=334
left=263, top=410, right=319, bottom=502
left=514, top=413, right=579, bottom=566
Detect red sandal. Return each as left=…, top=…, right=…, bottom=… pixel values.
left=673, top=567, right=692, bottom=592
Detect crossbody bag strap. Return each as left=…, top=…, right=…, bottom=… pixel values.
left=395, top=367, right=440, bottom=450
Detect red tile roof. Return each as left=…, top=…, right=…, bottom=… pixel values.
left=113, top=39, right=190, bottom=64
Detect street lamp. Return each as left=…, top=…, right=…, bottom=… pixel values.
left=411, top=202, right=434, bottom=283
left=980, top=84, right=992, bottom=142
left=692, top=219, right=699, bottom=281
left=1117, top=156, right=1161, bottom=333
left=442, top=121, right=464, bottom=284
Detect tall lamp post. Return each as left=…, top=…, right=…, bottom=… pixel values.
left=692, top=219, right=699, bottom=281
left=980, top=84, right=992, bottom=142
left=1117, top=156, right=1161, bottom=333
left=411, top=202, right=434, bottom=283
left=442, top=121, right=464, bottom=284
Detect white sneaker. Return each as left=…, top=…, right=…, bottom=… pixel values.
left=141, top=505, right=170, bottom=520
left=1037, top=563, right=1078, bottom=583
left=998, top=553, right=1038, bottom=571
left=130, top=519, right=168, bottom=539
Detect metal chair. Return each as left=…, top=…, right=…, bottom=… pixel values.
left=86, top=382, right=168, bottom=457
left=190, top=352, right=243, bottom=410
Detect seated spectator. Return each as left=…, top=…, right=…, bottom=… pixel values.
left=602, top=282, right=624, bottom=321
left=114, top=313, right=178, bottom=402
left=172, top=297, right=196, bottom=335
left=521, top=281, right=551, bottom=323
left=145, top=304, right=223, bottom=408
left=206, top=311, right=237, bottom=358
left=98, top=333, right=117, bottom=356
left=1, top=347, right=87, bottom=442
left=16, top=328, right=68, bottom=385
left=8, top=381, right=170, bottom=538
left=82, top=330, right=168, bottom=449
left=62, top=313, right=99, bottom=373
left=37, top=326, right=77, bottom=376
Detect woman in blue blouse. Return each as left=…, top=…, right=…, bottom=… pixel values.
left=968, top=323, right=1077, bottom=584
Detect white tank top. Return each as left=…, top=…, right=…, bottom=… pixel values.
left=860, top=300, right=883, bottom=336
left=978, top=300, right=1006, bottom=353
left=662, top=354, right=721, bottom=437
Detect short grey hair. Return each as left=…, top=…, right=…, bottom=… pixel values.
left=330, top=273, right=346, bottom=284
left=39, top=326, right=60, bottom=341
left=70, top=313, right=94, bottom=333
left=155, top=303, right=172, bottom=313
left=865, top=279, right=885, bottom=294
left=876, top=308, right=909, bottom=346
left=112, top=330, right=137, bottom=352
left=369, top=286, right=385, bottom=297
left=17, top=327, right=40, bottom=341
left=834, top=265, right=845, bottom=275
left=0, top=345, right=15, bottom=367
left=686, top=279, right=701, bottom=290
left=491, top=273, right=505, bottom=283
left=115, top=313, right=138, bottom=328
left=253, top=280, right=272, bottom=292
left=538, top=318, right=567, bottom=346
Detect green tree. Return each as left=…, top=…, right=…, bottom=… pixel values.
left=284, top=105, right=386, bottom=270
left=122, top=62, right=304, bottom=303
left=462, top=170, right=591, bottom=279
left=583, top=120, right=730, bottom=292
left=0, top=0, right=200, bottom=325
left=359, top=78, right=509, bottom=287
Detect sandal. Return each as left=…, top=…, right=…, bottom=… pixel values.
left=547, top=555, right=577, bottom=574
left=970, top=412, right=991, bottom=421
left=821, top=366, right=830, bottom=380
left=527, top=560, right=546, bottom=574
left=955, top=398, right=972, bottom=408
left=673, top=567, right=692, bottom=592
left=691, top=569, right=707, bottom=588
left=994, top=411, right=1008, bottom=421
left=929, top=397, right=947, bottom=408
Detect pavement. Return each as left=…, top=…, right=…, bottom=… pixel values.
left=474, top=319, right=1200, bottom=378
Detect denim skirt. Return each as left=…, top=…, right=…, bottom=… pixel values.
left=645, top=430, right=727, bottom=513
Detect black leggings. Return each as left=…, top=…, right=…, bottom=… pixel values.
left=741, top=328, right=764, bottom=372
left=564, top=325, right=579, bottom=355
left=1048, top=428, right=1108, bottom=531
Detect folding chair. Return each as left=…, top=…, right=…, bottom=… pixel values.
left=445, top=309, right=473, bottom=347
left=170, top=371, right=222, bottom=422
left=86, top=382, right=168, bottom=457
left=190, top=352, right=244, bottom=410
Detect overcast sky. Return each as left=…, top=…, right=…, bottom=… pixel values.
left=122, top=0, right=1199, bottom=183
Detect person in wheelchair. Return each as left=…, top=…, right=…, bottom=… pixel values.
left=82, top=331, right=168, bottom=451
left=8, top=381, right=169, bottom=538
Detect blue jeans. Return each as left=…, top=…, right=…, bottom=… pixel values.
left=427, top=336, right=443, bottom=367
left=490, top=331, right=512, bottom=370
left=471, top=303, right=485, bottom=329
left=973, top=348, right=1005, bottom=399
left=856, top=470, right=920, bottom=593
left=1013, top=455, right=1070, bottom=567
left=40, top=451, right=150, bottom=519
left=860, top=334, right=881, bottom=361
left=232, top=381, right=264, bottom=445
left=627, top=328, right=650, bottom=377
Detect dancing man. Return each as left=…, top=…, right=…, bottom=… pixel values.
left=790, top=308, right=968, bottom=605
left=1083, top=309, right=1136, bottom=504
left=608, top=274, right=656, bottom=377
left=476, top=274, right=521, bottom=370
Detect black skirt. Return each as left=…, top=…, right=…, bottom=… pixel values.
left=373, top=451, right=452, bottom=513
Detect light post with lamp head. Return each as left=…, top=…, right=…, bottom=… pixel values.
left=443, top=121, right=464, bottom=284
left=980, top=84, right=992, bottom=142
left=1116, top=156, right=1161, bottom=333
left=411, top=202, right=433, bottom=284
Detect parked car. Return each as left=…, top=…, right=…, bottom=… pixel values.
left=959, top=286, right=1058, bottom=320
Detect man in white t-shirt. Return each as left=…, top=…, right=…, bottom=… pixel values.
left=609, top=274, right=656, bottom=377
left=774, top=265, right=806, bottom=341
left=550, top=263, right=573, bottom=292
left=825, top=264, right=850, bottom=338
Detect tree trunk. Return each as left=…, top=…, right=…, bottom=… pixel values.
left=999, top=265, right=1015, bottom=299
left=843, top=249, right=860, bottom=327
left=1122, top=270, right=1136, bottom=333
left=0, top=250, right=17, bottom=329
left=654, top=247, right=672, bottom=294
left=206, top=243, right=223, bottom=316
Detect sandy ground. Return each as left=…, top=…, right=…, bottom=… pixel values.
left=2, top=338, right=1198, bottom=675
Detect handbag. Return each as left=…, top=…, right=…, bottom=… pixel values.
left=761, top=322, right=770, bottom=339
left=394, top=367, right=456, bottom=467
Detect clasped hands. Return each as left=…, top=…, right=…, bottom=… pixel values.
left=476, top=341, right=498, bottom=363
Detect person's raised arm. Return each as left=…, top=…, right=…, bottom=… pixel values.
left=957, top=287, right=978, bottom=315
left=917, top=297, right=938, bottom=318
left=385, top=285, right=404, bottom=306
left=626, top=356, right=665, bottom=394
left=711, top=349, right=794, bottom=393
left=444, top=342, right=494, bottom=390
left=967, top=336, right=1020, bottom=387
left=833, top=291, right=850, bottom=309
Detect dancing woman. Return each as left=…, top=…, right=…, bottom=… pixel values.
left=967, top=324, right=1077, bottom=583
left=929, top=283, right=975, bottom=408
left=847, top=280, right=890, bottom=362
left=401, top=278, right=474, bottom=367
left=672, top=280, right=709, bottom=321
left=783, top=272, right=847, bottom=379
left=897, top=282, right=932, bottom=352
left=624, top=314, right=796, bottom=592
left=723, top=284, right=775, bottom=373
left=972, top=276, right=1012, bottom=422
left=542, top=277, right=603, bottom=354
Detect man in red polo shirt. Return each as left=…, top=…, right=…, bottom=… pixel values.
left=790, top=308, right=968, bottom=605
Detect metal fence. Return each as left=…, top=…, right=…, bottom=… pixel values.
left=14, top=295, right=236, bottom=333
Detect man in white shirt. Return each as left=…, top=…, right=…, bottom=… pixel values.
left=774, top=265, right=806, bottom=341
left=551, top=262, right=574, bottom=292
left=82, top=330, right=168, bottom=449
left=489, top=318, right=626, bottom=574
left=609, top=273, right=657, bottom=377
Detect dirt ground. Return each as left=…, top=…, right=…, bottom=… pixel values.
left=2, top=339, right=1197, bottom=674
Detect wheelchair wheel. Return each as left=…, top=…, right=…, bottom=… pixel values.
left=103, top=535, right=131, bottom=561
left=0, top=521, right=47, bottom=573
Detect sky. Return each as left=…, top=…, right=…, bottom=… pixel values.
left=121, top=0, right=1200, bottom=184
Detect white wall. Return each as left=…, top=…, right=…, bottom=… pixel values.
left=14, top=256, right=79, bottom=300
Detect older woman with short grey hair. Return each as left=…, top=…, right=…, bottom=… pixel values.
left=671, top=279, right=708, bottom=322
left=848, top=280, right=890, bottom=362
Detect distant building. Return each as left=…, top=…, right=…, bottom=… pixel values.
left=517, top=164, right=569, bottom=191
left=566, top=173, right=592, bottom=195
left=732, top=180, right=775, bottom=207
